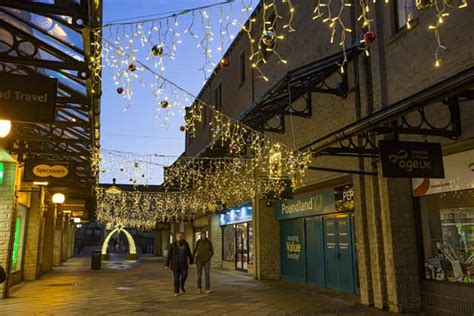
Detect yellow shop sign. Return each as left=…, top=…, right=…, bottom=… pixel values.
left=33, top=164, right=69, bottom=178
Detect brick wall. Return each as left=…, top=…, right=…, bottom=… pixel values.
left=0, top=159, right=16, bottom=298
left=181, top=0, right=474, bottom=313
left=209, top=215, right=222, bottom=269
left=254, top=198, right=280, bottom=280
left=23, top=190, right=43, bottom=281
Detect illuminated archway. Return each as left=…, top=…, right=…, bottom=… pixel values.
left=101, top=225, right=137, bottom=260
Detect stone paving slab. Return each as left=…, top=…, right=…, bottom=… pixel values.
left=0, top=257, right=392, bottom=315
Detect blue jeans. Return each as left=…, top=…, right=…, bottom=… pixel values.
left=196, top=261, right=211, bottom=290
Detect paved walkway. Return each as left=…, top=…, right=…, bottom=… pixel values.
left=0, top=257, right=390, bottom=315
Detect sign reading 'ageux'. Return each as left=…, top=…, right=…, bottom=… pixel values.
left=24, top=160, right=75, bottom=183
left=0, top=73, right=57, bottom=122
left=379, top=140, right=445, bottom=178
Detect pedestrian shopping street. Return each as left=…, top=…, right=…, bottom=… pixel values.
left=1, top=0, right=474, bottom=315
left=0, top=256, right=385, bottom=316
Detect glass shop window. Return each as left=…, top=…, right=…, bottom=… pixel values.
left=222, top=225, right=235, bottom=262
left=395, top=0, right=414, bottom=30
left=11, top=205, right=28, bottom=272
left=420, top=189, right=474, bottom=285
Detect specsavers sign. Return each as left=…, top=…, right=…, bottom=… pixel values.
left=24, top=160, right=75, bottom=183
left=276, top=185, right=354, bottom=220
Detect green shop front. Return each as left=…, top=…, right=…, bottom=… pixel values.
left=276, top=184, right=358, bottom=293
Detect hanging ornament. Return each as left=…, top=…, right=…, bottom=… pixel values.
left=219, top=57, right=230, bottom=69
left=262, top=30, right=276, bottom=47
left=141, top=174, right=145, bottom=178
left=364, top=31, right=377, bottom=45
left=416, top=0, right=434, bottom=10
left=179, top=125, right=186, bottom=132
left=160, top=100, right=169, bottom=109
left=128, top=64, right=137, bottom=72
left=151, top=44, right=164, bottom=57
left=116, top=87, right=124, bottom=94
left=120, top=168, right=124, bottom=172
left=134, top=162, right=139, bottom=168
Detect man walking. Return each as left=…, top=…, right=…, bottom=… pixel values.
left=193, top=230, right=214, bottom=294
left=165, top=232, right=193, bottom=296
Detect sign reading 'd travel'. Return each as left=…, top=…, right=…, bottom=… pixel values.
left=24, top=160, right=75, bottom=183
left=0, top=73, right=57, bottom=122
left=379, top=140, right=445, bottom=178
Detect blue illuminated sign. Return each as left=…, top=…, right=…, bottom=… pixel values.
left=219, top=204, right=253, bottom=226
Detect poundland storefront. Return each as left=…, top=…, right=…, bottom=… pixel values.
left=276, top=184, right=358, bottom=293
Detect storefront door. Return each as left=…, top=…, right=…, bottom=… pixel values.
left=324, top=214, right=356, bottom=293
left=235, top=223, right=248, bottom=271
left=305, top=217, right=325, bottom=287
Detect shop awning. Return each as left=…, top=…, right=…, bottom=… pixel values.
left=300, top=66, right=474, bottom=158
left=0, top=0, right=102, bottom=200
left=240, top=47, right=358, bottom=133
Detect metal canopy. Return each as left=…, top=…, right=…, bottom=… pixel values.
left=240, top=48, right=356, bottom=133
left=300, top=67, right=474, bottom=158
left=0, top=0, right=102, bottom=199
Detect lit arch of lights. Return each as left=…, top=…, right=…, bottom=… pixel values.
left=101, top=224, right=138, bottom=260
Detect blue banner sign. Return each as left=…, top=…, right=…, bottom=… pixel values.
left=219, top=204, right=253, bottom=226
left=276, top=185, right=354, bottom=220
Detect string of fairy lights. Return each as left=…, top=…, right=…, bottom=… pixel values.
left=96, top=151, right=291, bottom=228
left=93, top=0, right=470, bottom=229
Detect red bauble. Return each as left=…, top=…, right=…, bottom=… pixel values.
left=128, top=64, right=137, bottom=72
left=116, top=87, right=124, bottom=94
left=364, top=31, right=376, bottom=44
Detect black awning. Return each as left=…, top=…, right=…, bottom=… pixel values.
left=300, top=66, right=474, bottom=156
left=240, top=47, right=358, bottom=132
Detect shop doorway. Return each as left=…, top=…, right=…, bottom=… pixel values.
left=323, top=214, right=356, bottom=293
left=235, top=223, right=249, bottom=271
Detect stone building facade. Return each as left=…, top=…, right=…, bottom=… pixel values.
left=184, top=1, right=474, bottom=314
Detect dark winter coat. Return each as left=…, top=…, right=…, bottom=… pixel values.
left=165, top=241, right=193, bottom=270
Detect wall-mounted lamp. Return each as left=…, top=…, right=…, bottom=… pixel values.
left=52, top=192, right=65, bottom=204
left=0, top=120, right=11, bottom=138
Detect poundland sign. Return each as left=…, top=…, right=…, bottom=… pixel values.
left=276, top=185, right=354, bottom=220
left=0, top=73, right=57, bottom=122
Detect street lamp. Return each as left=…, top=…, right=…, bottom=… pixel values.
left=0, top=120, right=12, bottom=138
left=52, top=193, right=65, bottom=204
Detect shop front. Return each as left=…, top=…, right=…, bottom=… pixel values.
left=413, top=149, right=474, bottom=313
left=276, top=184, right=358, bottom=293
left=9, top=203, right=29, bottom=286
left=219, top=204, right=253, bottom=272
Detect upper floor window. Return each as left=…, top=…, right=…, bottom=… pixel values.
left=395, top=0, right=414, bottom=30
left=239, top=51, right=246, bottom=86
left=214, top=83, right=222, bottom=108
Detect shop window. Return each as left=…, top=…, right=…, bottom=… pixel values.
left=420, top=189, right=474, bottom=284
left=11, top=205, right=28, bottom=273
left=239, top=51, right=246, bottom=86
left=222, top=225, right=235, bottom=261
left=248, top=223, right=253, bottom=264
left=214, top=83, right=222, bottom=108
left=394, top=0, right=414, bottom=30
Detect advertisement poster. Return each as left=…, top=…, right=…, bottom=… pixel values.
left=412, top=150, right=474, bottom=196
left=280, top=218, right=306, bottom=283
